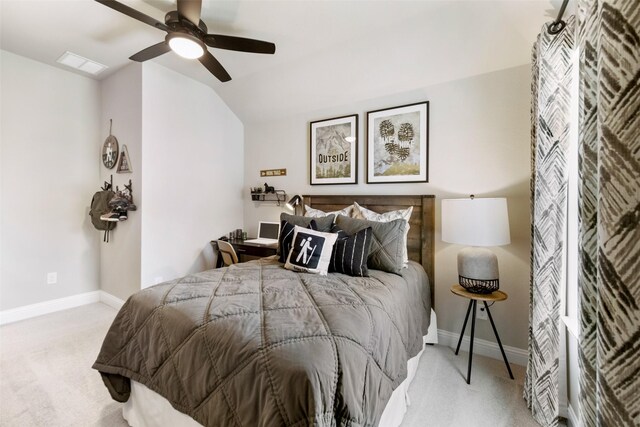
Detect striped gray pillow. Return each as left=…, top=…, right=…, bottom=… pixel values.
left=329, top=224, right=373, bottom=277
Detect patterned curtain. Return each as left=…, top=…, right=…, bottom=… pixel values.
left=577, top=1, right=640, bottom=426
left=525, top=16, right=575, bottom=427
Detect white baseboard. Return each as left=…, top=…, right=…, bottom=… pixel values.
left=99, top=290, right=125, bottom=309
left=559, top=401, right=569, bottom=419
left=567, top=403, right=580, bottom=427
left=437, top=329, right=528, bottom=367
left=424, top=309, right=439, bottom=344
left=0, top=290, right=101, bottom=325
left=0, top=290, right=125, bottom=325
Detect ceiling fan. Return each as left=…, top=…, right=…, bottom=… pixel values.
left=95, top=0, right=276, bottom=82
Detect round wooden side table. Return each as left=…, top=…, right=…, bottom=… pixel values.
left=450, top=284, right=514, bottom=384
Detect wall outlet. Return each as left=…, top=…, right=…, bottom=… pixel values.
left=47, top=272, right=57, bottom=285
left=477, top=305, right=488, bottom=321
left=154, top=276, right=163, bottom=284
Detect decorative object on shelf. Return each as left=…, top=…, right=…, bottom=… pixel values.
left=250, top=186, right=263, bottom=200
left=441, top=196, right=510, bottom=293
left=102, top=119, right=119, bottom=169
left=366, top=101, right=429, bottom=184
left=107, top=179, right=137, bottom=221
left=100, top=179, right=137, bottom=221
left=286, top=195, right=302, bottom=211
left=116, top=144, right=132, bottom=173
left=101, top=175, right=113, bottom=192
left=310, top=114, right=358, bottom=185
left=261, top=168, right=287, bottom=177
left=250, top=184, right=286, bottom=205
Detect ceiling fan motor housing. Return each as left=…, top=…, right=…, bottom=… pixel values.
left=165, top=11, right=208, bottom=35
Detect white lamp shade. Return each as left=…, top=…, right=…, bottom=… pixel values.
left=442, top=198, right=511, bottom=247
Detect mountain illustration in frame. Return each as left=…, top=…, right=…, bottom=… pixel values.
left=116, top=144, right=132, bottom=174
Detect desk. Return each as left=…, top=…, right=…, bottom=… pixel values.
left=451, top=284, right=514, bottom=384
left=212, top=239, right=277, bottom=266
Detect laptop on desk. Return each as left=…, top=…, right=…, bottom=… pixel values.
left=244, top=221, right=280, bottom=246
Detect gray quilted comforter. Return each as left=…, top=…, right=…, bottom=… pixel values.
left=93, top=257, right=431, bottom=426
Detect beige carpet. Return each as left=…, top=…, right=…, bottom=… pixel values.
left=403, top=345, right=539, bottom=427
left=0, top=303, right=540, bottom=427
left=0, top=303, right=126, bottom=426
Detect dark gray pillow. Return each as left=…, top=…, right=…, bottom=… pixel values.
left=335, top=215, right=407, bottom=274
left=280, top=212, right=334, bottom=232
left=329, top=224, right=373, bottom=277
left=278, top=213, right=335, bottom=255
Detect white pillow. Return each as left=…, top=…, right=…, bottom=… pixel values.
left=284, top=226, right=338, bottom=275
left=304, top=204, right=355, bottom=218
left=352, top=202, right=413, bottom=266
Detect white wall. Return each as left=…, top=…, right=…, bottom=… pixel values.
left=99, top=63, right=143, bottom=301
left=140, top=63, right=244, bottom=287
left=0, top=50, right=101, bottom=310
left=243, top=65, right=531, bottom=351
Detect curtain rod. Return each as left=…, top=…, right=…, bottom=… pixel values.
left=548, top=0, right=569, bottom=34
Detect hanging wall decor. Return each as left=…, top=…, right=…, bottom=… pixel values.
left=366, top=101, right=429, bottom=183
left=310, top=114, right=358, bottom=185
left=116, top=145, right=132, bottom=173
left=102, top=119, right=119, bottom=169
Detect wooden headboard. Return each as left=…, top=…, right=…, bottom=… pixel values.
left=302, top=194, right=435, bottom=305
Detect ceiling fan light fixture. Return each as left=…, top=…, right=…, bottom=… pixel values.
left=95, top=0, right=276, bottom=82
left=166, top=33, right=205, bottom=59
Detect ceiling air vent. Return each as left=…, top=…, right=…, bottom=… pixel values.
left=56, top=51, right=107, bottom=75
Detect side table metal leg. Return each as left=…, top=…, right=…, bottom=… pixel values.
left=467, top=300, right=477, bottom=384
left=484, top=301, right=514, bottom=380
left=455, top=300, right=474, bottom=355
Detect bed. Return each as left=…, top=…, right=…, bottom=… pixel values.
left=94, top=195, right=437, bottom=426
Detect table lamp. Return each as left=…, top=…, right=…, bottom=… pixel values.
left=286, top=195, right=302, bottom=212
left=441, top=196, right=510, bottom=293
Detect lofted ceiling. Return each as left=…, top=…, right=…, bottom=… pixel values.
left=1, top=0, right=564, bottom=123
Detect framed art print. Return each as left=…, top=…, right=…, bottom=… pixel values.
left=310, top=114, right=358, bottom=185
left=367, top=101, right=429, bottom=183
left=116, top=144, right=132, bottom=173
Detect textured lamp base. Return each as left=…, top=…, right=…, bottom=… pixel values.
left=459, top=275, right=499, bottom=294
left=457, top=247, right=500, bottom=294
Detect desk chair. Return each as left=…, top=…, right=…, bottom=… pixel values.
left=216, top=240, right=239, bottom=266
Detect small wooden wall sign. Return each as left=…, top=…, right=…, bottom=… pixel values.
left=260, top=168, right=287, bottom=177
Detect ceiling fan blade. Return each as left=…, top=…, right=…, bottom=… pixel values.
left=198, top=51, right=231, bottom=82
left=95, top=0, right=169, bottom=32
left=129, top=42, right=171, bottom=62
left=204, top=34, right=276, bottom=54
left=177, top=0, right=202, bottom=26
